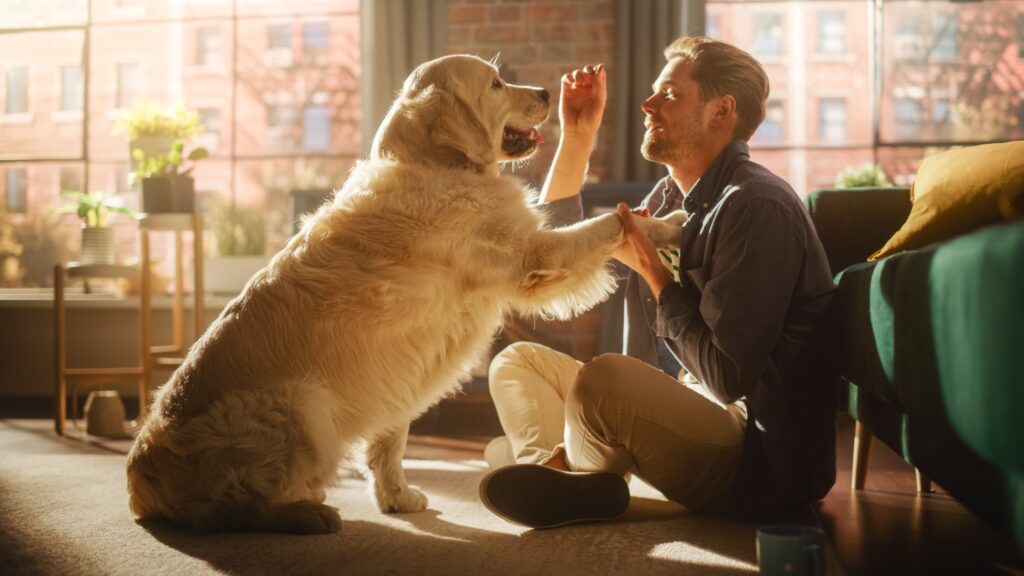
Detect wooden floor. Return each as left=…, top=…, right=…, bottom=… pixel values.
left=7, top=395, right=1022, bottom=574
left=407, top=411, right=1024, bottom=576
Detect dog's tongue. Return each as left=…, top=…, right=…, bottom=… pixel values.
left=530, top=127, right=545, bottom=144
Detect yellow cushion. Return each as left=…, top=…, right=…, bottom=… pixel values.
left=870, top=141, right=1024, bottom=260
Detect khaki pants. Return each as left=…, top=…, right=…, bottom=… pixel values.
left=488, top=342, right=747, bottom=511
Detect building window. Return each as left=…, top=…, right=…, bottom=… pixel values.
left=197, top=108, right=220, bottom=152
left=754, top=99, right=784, bottom=143
left=818, top=98, right=846, bottom=143
left=60, top=64, right=83, bottom=112
left=895, top=98, right=922, bottom=125
left=895, top=16, right=926, bottom=60
left=6, top=67, right=28, bottom=114
left=116, top=62, right=139, bottom=108
left=303, top=21, right=329, bottom=52
left=267, top=104, right=295, bottom=149
left=5, top=168, right=28, bottom=213
left=302, top=104, right=330, bottom=151
left=931, top=12, right=958, bottom=59
left=196, top=26, right=223, bottom=67
left=705, top=14, right=721, bottom=40
left=59, top=165, right=83, bottom=194
left=266, top=23, right=293, bottom=68
left=932, top=98, right=952, bottom=125
left=1018, top=14, right=1024, bottom=58
left=752, top=13, right=783, bottom=57
left=818, top=11, right=845, bottom=55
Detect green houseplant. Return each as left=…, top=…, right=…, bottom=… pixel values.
left=131, top=139, right=209, bottom=213
left=59, top=190, right=138, bottom=265
left=203, top=199, right=268, bottom=295
left=114, top=100, right=207, bottom=213
left=834, top=162, right=891, bottom=188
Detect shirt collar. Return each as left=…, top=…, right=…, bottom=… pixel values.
left=675, top=139, right=750, bottom=215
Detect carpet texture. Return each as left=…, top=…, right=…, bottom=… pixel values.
left=0, top=419, right=841, bottom=575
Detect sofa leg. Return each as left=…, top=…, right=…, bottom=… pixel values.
left=852, top=420, right=873, bottom=491
left=915, top=468, right=932, bottom=493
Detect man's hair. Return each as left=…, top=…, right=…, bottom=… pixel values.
left=664, top=36, right=770, bottom=141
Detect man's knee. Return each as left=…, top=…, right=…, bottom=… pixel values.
left=488, top=342, right=550, bottom=399
left=568, top=353, right=633, bottom=411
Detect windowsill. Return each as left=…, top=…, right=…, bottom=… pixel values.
left=0, top=289, right=232, bottom=311
left=808, top=53, right=856, bottom=65
left=184, top=64, right=228, bottom=76
left=0, top=113, right=34, bottom=125
left=52, top=110, right=84, bottom=123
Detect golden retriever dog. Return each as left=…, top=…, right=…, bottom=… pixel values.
left=126, top=54, right=685, bottom=534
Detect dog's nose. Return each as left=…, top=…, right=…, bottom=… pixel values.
left=538, top=89, right=550, bottom=103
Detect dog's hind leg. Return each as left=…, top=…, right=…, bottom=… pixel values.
left=365, top=424, right=428, bottom=513
left=218, top=499, right=342, bottom=534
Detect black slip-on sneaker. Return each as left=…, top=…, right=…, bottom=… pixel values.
left=478, top=464, right=630, bottom=529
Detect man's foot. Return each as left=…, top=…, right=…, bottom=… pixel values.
left=478, top=464, right=630, bottom=529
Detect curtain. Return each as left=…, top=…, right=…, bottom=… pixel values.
left=610, top=0, right=704, bottom=181
left=360, top=0, right=449, bottom=156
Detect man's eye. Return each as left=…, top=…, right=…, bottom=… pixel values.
left=492, top=78, right=503, bottom=89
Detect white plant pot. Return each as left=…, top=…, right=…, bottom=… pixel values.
left=80, top=226, right=116, bottom=265
left=202, top=255, right=268, bottom=296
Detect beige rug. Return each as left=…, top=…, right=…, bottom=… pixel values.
left=0, top=419, right=842, bottom=575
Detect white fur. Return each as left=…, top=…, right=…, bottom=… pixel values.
left=126, top=54, right=685, bottom=534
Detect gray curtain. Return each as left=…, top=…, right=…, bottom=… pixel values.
left=610, top=0, right=704, bottom=181
left=360, top=0, right=449, bottom=156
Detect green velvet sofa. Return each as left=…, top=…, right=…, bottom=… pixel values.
left=806, top=186, right=1024, bottom=554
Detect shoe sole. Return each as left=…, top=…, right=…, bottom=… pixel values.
left=478, top=464, right=630, bottom=529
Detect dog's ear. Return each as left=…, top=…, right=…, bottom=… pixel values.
left=419, top=89, right=496, bottom=168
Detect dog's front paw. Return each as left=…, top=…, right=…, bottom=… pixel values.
left=642, top=218, right=684, bottom=249
left=375, top=485, right=429, bottom=514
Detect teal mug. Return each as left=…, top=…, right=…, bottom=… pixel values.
left=756, top=525, right=826, bottom=576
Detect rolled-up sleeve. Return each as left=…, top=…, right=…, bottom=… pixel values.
left=541, top=195, right=584, bottom=228
left=655, top=197, right=805, bottom=404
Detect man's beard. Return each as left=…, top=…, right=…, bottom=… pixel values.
left=641, top=123, right=703, bottom=165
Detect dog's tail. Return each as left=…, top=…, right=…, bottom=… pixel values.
left=126, top=429, right=177, bottom=520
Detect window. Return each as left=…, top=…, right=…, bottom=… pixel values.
left=818, top=11, right=845, bottom=55
left=59, top=165, right=82, bottom=193
left=267, top=104, right=295, bottom=149
left=116, top=62, right=139, bottom=108
left=266, top=23, right=293, bottom=68
left=197, top=108, right=220, bottom=152
left=1018, top=14, right=1024, bottom=58
left=754, top=99, right=784, bottom=143
left=752, top=13, right=783, bottom=57
left=303, top=21, right=328, bottom=52
left=932, top=98, right=952, bottom=125
left=196, top=26, right=222, bottom=67
left=819, top=98, right=847, bottom=143
left=931, top=12, right=958, bottom=59
left=5, top=167, right=27, bottom=213
left=895, top=98, right=922, bottom=125
left=60, top=64, right=82, bottom=112
left=705, top=14, right=721, bottom=40
left=895, top=16, right=926, bottom=60
left=303, top=104, right=330, bottom=151
left=6, top=67, right=27, bottom=114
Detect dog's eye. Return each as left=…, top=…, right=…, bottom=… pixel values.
left=492, top=78, right=503, bottom=89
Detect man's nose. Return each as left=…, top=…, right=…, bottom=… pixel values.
left=641, top=94, right=658, bottom=115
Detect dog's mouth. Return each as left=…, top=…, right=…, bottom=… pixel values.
left=501, top=124, right=545, bottom=158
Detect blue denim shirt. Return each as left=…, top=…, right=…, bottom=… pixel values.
left=544, top=139, right=839, bottom=516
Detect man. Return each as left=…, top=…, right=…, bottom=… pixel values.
left=479, top=36, right=838, bottom=528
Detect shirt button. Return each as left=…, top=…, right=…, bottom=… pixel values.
left=702, top=202, right=709, bottom=209
left=646, top=297, right=653, bottom=303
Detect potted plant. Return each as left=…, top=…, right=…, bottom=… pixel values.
left=834, top=162, right=891, bottom=188
left=113, top=100, right=205, bottom=172
left=203, top=199, right=268, bottom=295
left=132, top=139, right=209, bottom=213
left=59, top=190, right=139, bottom=265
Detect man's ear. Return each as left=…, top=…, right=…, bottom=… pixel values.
left=419, top=89, right=496, bottom=167
left=708, top=94, right=737, bottom=128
